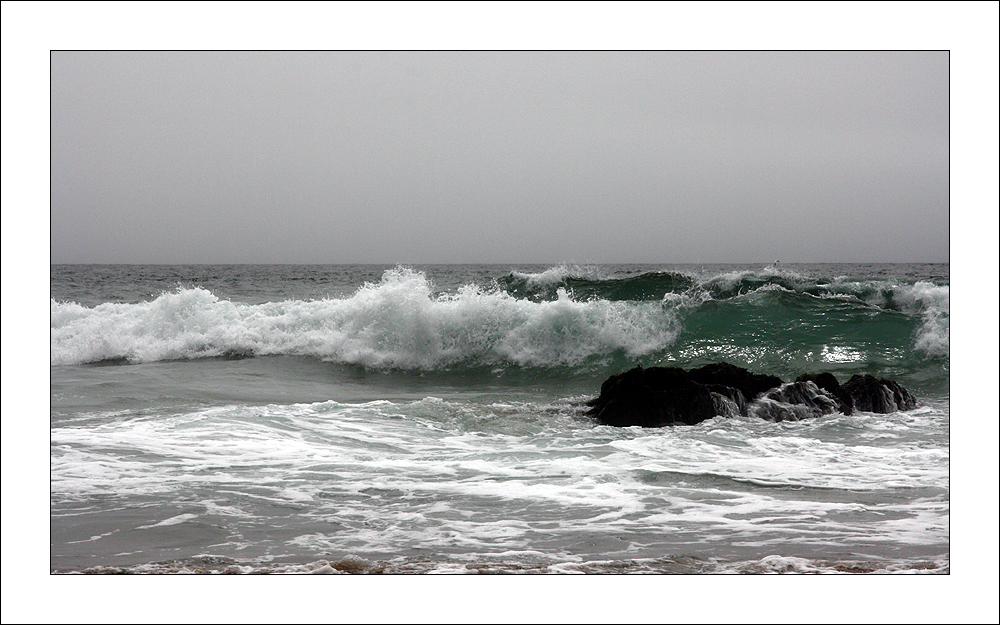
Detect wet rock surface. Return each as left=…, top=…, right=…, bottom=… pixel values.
left=589, top=363, right=918, bottom=427
left=842, top=374, right=918, bottom=413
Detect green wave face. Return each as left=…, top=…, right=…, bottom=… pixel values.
left=497, top=270, right=697, bottom=302
left=494, top=266, right=948, bottom=393
left=663, top=290, right=925, bottom=379
left=51, top=265, right=948, bottom=395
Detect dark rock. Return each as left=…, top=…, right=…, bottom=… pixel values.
left=588, top=366, right=718, bottom=427
left=703, top=383, right=749, bottom=417
left=588, top=363, right=917, bottom=428
left=795, top=372, right=854, bottom=415
left=710, top=390, right=744, bottom=419
left=749, top=381, right=843, bottom=422
left=842, top=374, right=917, bottom=413
left=688, top=362, right=783, bottom=402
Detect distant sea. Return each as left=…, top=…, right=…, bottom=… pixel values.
left=50, top=263, right=949, bottom=573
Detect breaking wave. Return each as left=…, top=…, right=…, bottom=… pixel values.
left=50, top=265, right=948, bottom=369
left=50, top=267, right=681, bottom=368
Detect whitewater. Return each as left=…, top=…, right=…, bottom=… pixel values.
left=50, top=263, right=949, bottom=576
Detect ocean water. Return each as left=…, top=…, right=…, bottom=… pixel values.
left=50, top=263, right=950, bottom=574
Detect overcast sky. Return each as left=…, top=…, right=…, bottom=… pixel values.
left=52, top=50, right=948, bottom=264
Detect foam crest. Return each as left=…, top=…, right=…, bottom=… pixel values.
left=51, top=267, right=680, bottom=368
left=509, top=264, right=604, bottom=286
left=896, top=282, right=949, bottom=358
left=50, top=288, right=245, bottom=365
left=691, top=268, right=815, bottom=303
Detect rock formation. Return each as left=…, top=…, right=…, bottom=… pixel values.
left=587, top=366, right=718, bottom=427
left=589, top=363, right=917, bottom=427
left=688, top=362, right=782, bottom=403
left=748, top=381, right=843, bottom=422
left=842, top=374, right=917, bottom=413
left=795, top=372, right=854, bottom=414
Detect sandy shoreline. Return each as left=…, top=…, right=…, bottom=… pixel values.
left=53, top=552, right=950, bottom=575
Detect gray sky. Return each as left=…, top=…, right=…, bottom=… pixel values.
left=51, top=51, right=948, bottom=264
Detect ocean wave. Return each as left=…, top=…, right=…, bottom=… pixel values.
left=496, top=266, right=950, bottom=360
left=498, top=265, right=696, bottom=302
left=50, top=266, right=949, bottom=368
left=891, top=282, right=949, bottom=358
left=50, top=267, right=681, bottom=368
left=509, top=264, right=607, bottom=286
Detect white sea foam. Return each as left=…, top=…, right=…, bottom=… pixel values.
left=509, top=264, right=605, bottom=286
left=136, top=513, right=199, bottom=529
left=50, top=267, right=679, bottom=367
left=899, top=282, right=950, bottom=357
left=606, top=424, right=949, bottom=491
left=51, top=395, right=949, bottom=566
